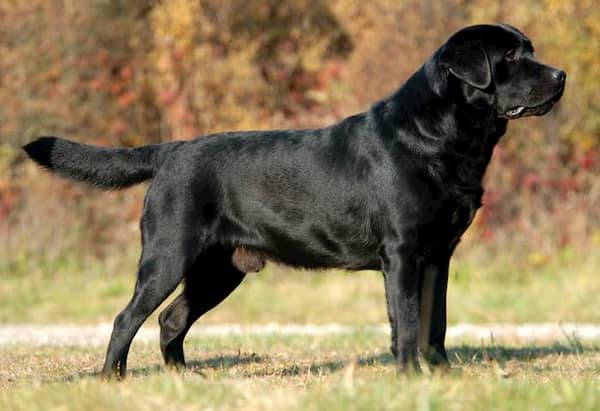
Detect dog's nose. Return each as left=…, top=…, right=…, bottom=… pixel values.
left=552, top=70, right=566, bottom=82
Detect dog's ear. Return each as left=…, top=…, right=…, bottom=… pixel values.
left=439, top=30, right=491, bottom=90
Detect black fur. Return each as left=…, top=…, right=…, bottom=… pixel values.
left=23, top=137, right=183, bottom=189
left=24, top=24, right=565, bottom=378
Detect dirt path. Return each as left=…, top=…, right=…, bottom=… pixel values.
left=1, top=323, right=599, bottom=347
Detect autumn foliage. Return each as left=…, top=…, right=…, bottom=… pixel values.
left=1, top=0, right=598, bottom=263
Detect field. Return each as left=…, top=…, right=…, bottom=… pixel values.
left=1, top=249, right=599, bottom=410
left=1, top=333, right=599, bottom=410
left=2, top=246, right=599, bottom=325
left=2, top=2, right=599, bottom=408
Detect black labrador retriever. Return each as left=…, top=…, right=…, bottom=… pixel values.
left=24, top=24, right=565, bottom=378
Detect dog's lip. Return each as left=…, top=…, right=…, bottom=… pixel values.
left=504, top=101, right=554, bottom=119
left=504, top=87, right=563, bottom=119
left=505, top=106, right=525, bottom=118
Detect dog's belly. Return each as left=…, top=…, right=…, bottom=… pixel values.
left=213, top=162, right=381, bottom=270
left=251, top=221, right=380, bottom=270
left=216, top=204, right=380, bottom=271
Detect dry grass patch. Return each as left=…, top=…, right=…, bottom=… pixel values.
left=1, top=334, right=599, bottom=411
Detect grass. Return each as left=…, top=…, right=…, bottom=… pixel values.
left=1, top=228, right=598, bottom=410
left=0, top=244, right=598, bottom=325
left=1, top=334, right=599, bottom=410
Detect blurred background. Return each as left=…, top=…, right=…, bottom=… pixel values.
left=0, top=0, right=598, bottom=325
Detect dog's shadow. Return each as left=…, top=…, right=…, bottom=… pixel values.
left=358, top=343, right=598, bottom=369
left=53, top=353, right=266, bottom=382
left=245, top=343, right=599, bottom=377
left=52, top=342, right=597, bottom=382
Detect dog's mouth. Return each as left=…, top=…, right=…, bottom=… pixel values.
left=503, top=86, right=564, bottom=120
left=505, top=106, right=526, bottom=118
left=504, top=99, right=555, bottom=119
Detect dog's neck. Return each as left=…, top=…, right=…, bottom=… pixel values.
left=370, top=61, right=508, bottom=201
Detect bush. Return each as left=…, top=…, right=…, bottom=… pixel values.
left=1, top=0, right=598, bottom=266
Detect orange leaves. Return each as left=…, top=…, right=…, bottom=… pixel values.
left=119, top=66, right=133, bottom=81
left=577, top=149, right=597, bottom=171
left=95, top=50, right=110, bottom=67
left=89, top=77, right=105, bottom=91
left=109, top=82, right=124, bottom=96
left=0, top=184, right=15, bottom=222
left=87, top=64, right=137, bottom=108
left=117, top=91, right=137, bottom=108
left=0, top=144, right=16, bottom=222
left=111, top=120, right=128, bottom=136
left=1, top=0, right=598, bottom=255
left=157, top=89, right=178, bottom=106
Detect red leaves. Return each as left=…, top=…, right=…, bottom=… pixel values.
left=158, top=89, right=178, bottom=106
left=522, top=172, right=542, bottom=192
left=117, top=91, right=137, bottom=107
left=0, top=179, right=15, bottom=223
left=119, top=66, right=133, bottom=81
left=315, top=61, right=345, bottom=91
left=111, top=120, right=128, bottom=136
left=89, top=77, right=105, bottom=91
left=577, top=149, right=597, bottom=170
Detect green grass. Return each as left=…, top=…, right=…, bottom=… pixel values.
left=1, top=334, right=599, bottom=410
left=0, top=246, right=598, bottom=325
left=1, top=245, right=598, bottom=410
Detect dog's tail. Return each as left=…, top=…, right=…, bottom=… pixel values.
left=23, top=136, right=182, bottom=189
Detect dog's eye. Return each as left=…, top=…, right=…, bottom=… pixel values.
left=505, top=49, right=517, bottom=61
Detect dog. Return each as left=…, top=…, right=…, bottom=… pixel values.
left=24, top=24, right=565, bottom=378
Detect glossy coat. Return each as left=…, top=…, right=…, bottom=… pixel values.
left=24, top=24, right=565, bottom=377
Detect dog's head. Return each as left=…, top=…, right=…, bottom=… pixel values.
left=437, top=24, right=565, bottom=119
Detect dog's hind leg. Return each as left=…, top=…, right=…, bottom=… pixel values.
left=101, top=190, right=207, bottom=379
left=158, top=246, right=246, bottom=368
left=101, top=240, right=196, bottom=379
left=101, top=255, right=188, bottom=379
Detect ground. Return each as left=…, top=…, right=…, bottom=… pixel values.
left=1, top=332, right=599, bottom=410
left=1, top=250, right=598, bottom=410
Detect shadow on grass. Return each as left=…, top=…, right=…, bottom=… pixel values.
left=448, top=343, right=598, bottom=364
left=245, top=343, right=600, bottom=377
left=358, top=342, right=600, bottom=368
left=38, top=343, right=598, bottom=383
left=32, top=353, right=266, bottom=385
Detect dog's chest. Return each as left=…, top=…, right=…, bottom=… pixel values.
left=432, top=191, right=482, bottom=251
left=450, top=202, right=478, bottom=234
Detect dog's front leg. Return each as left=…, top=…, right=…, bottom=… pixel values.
left=380, top=241, right=421, bottom=373
left=418, top=255, right=450, bottom=368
